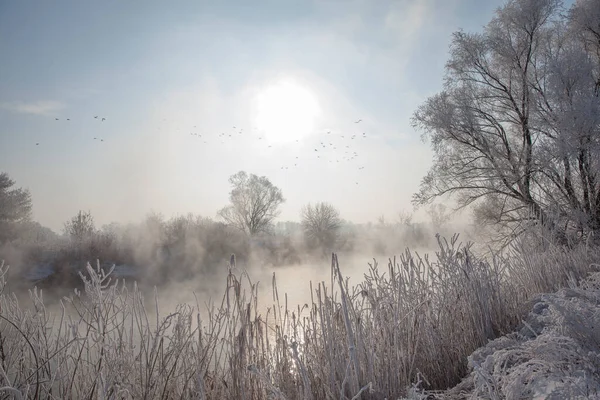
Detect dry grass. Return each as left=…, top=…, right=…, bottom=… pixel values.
left=0, top=234, right=599, bottom=399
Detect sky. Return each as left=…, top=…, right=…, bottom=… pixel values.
left=0, top=0, right=505, bottom=232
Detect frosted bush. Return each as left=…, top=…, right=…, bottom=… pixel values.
left=0, top=235, right=598, bottom=399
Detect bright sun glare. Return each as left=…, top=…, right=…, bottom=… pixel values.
left=254, top=79, right=321, bottom=144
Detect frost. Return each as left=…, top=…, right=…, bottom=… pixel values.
left=442, top=272, right=600, bottom=399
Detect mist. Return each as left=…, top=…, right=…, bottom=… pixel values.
left=1, top=207, right=475, bottom=314
left=3, top=0, right=600, bottom=397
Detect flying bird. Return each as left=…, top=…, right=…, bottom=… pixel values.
left=102, top=118, right=106, bottom=122
left=55, top=118, right=59, bottom=121
left=354, top=119, right=362, bottom=123
left=35, top=143, right=39, bottom=145
left=66, top=118, right=70, bottom=121
left=94, top=116, right=98, bottom=119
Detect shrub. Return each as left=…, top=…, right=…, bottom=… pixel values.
left=0, top=235, right=598, bottom=398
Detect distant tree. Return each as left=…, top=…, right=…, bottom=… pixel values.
left=164, top=214, right=195, bottom=246
left=275, top=221, right=302, bottom=236
left=0, top=172, right=33, bottom=243
left=412, top=0, right=600, bottom=243
left=19, top=221, right=59, bottom=244
left=427, top=204, right=451, bottom=230
left=143, top=211, right=166, bottom=240
left=398, top=210, right=414, bottom=227
left=64, top=210, right=96, bottom=241
left=218, top=171, right=285, bottom=236
left=301, top=202, right=342, bottom=251
left=101, top=222, right=121, bottom=240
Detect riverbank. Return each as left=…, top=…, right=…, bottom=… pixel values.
left=434, top=271, right=600, bottom=399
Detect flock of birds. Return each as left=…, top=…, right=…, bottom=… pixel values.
left=40, top=114, right=371, bottom=185
left=36, top=115, right=108, bottom=146
left=182, top=118, right=370, bottom=184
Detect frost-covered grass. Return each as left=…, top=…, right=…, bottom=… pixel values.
left=441, top=271, right=600, bottom=399
left=0, top=234, right=598, bottom=399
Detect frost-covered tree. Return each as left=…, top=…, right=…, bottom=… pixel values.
left=64, top=210, right=96, bottom=241
left=301, top=202, right=342, bottom=251
left=397, top=210, right=414, bottom=227
left=427, top=204, right=450, bottom=230
left=218, top=171, right=285, bottom=236
left=412, top=0, right=600, bottom=243
left=0, top=172, right=33, bottom=243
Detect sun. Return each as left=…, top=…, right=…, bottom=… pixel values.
left=254, top=79, right=321, bottom=144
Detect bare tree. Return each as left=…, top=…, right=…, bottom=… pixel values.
left=218, top=171, right=285, bottom=236
left=164, top=214, right=195, bottom=246
left=397, top=210, right=414, bottom=227
left=0, top=172, right=33, bottom=243
left=64, top=210, right=96, bottom=241
left=412, top=0, right=600, bottom=243
left=301, top=202, right=342, bottom=251
left=569, top=0, right=600, bottom=92
left=427, top=204, right=450, bottom=230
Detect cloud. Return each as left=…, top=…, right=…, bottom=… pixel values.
left=0, top=100, right=66, bottom=116
left=384, top=0, right=433, bottom=40
left=299, top=0, right=437, bottom=90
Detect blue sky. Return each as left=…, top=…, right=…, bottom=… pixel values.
left=0, top=0, right=505, bottom=231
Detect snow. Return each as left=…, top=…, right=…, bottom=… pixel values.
left=439, top=272, right=600, bottom=399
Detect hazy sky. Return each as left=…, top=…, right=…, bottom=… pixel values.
left=0, top=0, right=504, bottom=232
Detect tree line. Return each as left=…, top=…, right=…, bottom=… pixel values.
left=3, top=0, right=598, bottom=252
left=0, top=171, right=347, bottom=255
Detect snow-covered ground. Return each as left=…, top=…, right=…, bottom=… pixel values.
left=437, top=272, right=600, bottom=399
